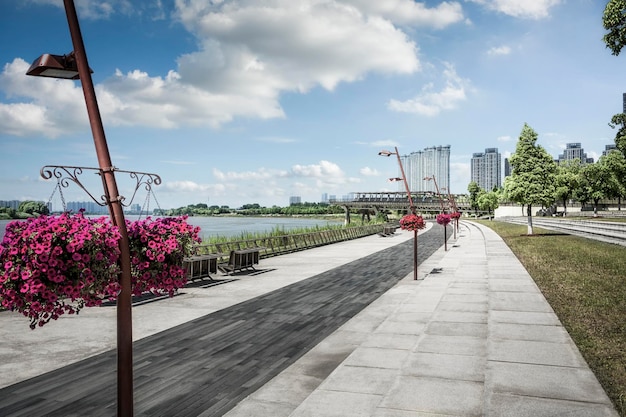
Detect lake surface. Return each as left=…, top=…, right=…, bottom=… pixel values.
left=0, top=215, right=341, bottom=242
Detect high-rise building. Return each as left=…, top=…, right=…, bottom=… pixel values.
left=558, top=143, right=593, bottom=164
left=504, top=158, right=511, bottom=178
left=289, top=196, right=301, bottom=205
left=603, top=144, right=618, bottom=156
left=623, top=92, right=626, bottom=113
left=399, top=145, right=450, bottom=193
left=471, top=148, right=501, bottom=191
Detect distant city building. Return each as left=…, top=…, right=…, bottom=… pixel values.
left=321, top=193, right=329, bottom=203
left=471, top=148, right=501, bottom=191
left=400, top=145, right=450, bottom=193
left=603, top=144, right=619, bottom=156
left=558, top=143, right=594, bottom=165
left=623, top=92, right=626, bottom=113
left=0, top=200, right=21, bottom=210
left=504, top=158, right=511, bottom=178
left=66, top=201, right=108, bottom=214
left=289, top=196, right=301, bottom=205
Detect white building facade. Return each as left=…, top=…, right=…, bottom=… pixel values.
left=471, top=148, right=501, bottom=191
left=400, top=145, right=450, bottom=193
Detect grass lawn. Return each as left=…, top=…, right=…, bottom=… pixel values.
left=477, top=220, right=626, bottom=416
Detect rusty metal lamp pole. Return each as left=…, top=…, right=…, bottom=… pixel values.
left=379, top=147, right=418, bottom=280
left=26, top=0, right=134, bottom=415
left=424, top=175, right=445, bottom=212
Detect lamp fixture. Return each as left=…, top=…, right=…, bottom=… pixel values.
left=26, top=52, right=92, bottom=80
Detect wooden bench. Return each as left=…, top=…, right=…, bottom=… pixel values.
left=218, top=247, right=265, bottom=275
left=378, top=225, right=397, bottom=237
left=183, top=253, right=224, bottom=280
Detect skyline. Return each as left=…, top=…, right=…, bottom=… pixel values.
left=0, top=1, right=624, bottom=210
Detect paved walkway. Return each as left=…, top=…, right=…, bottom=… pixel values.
left=0, top=221, right=619, bottom=416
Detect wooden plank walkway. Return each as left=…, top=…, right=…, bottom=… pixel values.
left=0, top=228, right=443, bottom=417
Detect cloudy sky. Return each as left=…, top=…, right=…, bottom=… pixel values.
left=0, top=0, right=623, bottom=210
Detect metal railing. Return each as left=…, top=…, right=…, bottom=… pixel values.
left=194, top=223, right=393, bottom=258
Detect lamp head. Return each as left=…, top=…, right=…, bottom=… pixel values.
left=378, top=150, right=394, bottom=157
left=26, top=52, right=92, bottom=80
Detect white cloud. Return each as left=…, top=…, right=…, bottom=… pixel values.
left=359, top=167, right=380, bottom=176
left=387, top=62, right=469, bottom=116
left=487, top=45, right=511, bottom=56
left=467, top=0, right=562, bottom=19
left=0, top=59, right=89, bottom=138
left=344, top=0, right=465, bottom=28
left=1, top=0, right=425, bottom=136
left=497, top=135, right=512, bottom=142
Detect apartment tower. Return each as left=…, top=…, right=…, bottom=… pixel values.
left=471, top=148, right=501, bottom=191
left=399, top=145, right=450, bottom=193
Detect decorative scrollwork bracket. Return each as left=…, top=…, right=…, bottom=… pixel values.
left=40, top=165, right=162, bottom=208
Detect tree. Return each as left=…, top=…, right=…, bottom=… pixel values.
left=603, top=0, right=626, bottom=56
left=603, top=150, right=626, bottom=209
left=576, top=160, right=615, bottom=215
left=17, top=201, right=49, bottom=216
left=504, top=123, right=557, bottom=234
left=554, top=159, right=581, bottom=215
left=477, top=190, right=500, bottom=218
left=609, top=113, right=626, bottom=155
left=467, top=181, right=481, bottom=214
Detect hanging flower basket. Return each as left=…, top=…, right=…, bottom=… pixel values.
left=0, top=213, right=200, bottom=329
left=399, top=214, right=426, bottom=231
left=450, top=212, right=461, bottom=220
left=127, top=216, right=201, bottom=297
left=436, top=213, right=451, bottom=226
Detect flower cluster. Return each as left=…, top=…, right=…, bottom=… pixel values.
left=0, top=213, right=121, bottom=328
left=0, top=214, right=201, bottom=329
left=127, top=216, right=201, bottom=297
left=436, top=213, right=451, bottom=226
left=450, top=212, right=461, bottom=220
left=399, top=214, right=426, bottom=231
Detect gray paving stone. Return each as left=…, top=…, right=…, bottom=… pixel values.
left=490, top=310, right=561, bottom=325
left=489, top=339, right=586, bottom=367
left=404, top=351, right=486, bottom=382
left=486, top=392, right=619, bottom=417
left=488, top=361, right=615, bottom=404
left=343, top=347, right=411, bottom=369
left=490, top=291, right=555, bottom=312
left=416, top=335, right=487, bottom=357
left=290, top=390, right=383, bottom=417
left=490, top=322, right=571, bottom=343
left=318, top=365, right=398, bottom=395
left=379, top=376, right=484, bottom=416
left=425, top=321, right=488, bottom=338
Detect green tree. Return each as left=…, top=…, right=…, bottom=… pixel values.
left=477, top=190, right=500, bottom=218
left=576, top=161, right=615, bottom=214
left=554, top=159, right=581, bottom=215
left=609, top=113, right=626, bottom=155
left=603, top=0, right=626, bottom=56
left=17, top=201, right=49, bottom=216
left=467, top=181, right=481, bottom=214
left=603, top=150, right=626, bottom=209
left=504, top=123, right=557, bottom=234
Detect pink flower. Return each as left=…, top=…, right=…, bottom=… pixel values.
left=399, top=214, right=426, bottom=231
left=436, top=213, right=451, bottom=226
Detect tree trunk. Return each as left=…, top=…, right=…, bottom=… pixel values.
left=562, top=198, right=568, bottom=216
left=526, top=204, right=533, bottom=235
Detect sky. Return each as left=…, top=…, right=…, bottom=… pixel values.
left=0, top=0, right=624, bottom=210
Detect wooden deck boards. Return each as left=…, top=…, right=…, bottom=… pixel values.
left=0, top=229, right=442, bottom=416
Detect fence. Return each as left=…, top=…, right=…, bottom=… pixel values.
left=194, top=223, right=393, bottom=258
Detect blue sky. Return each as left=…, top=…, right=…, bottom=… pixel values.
left=0, top=0, right=623, bottom=210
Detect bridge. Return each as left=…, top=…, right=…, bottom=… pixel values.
left=329, top=191, right=472, bottom=223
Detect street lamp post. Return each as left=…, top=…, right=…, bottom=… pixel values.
left=26, top=1, right=134, bottom=415
left=424, top=176, right=445, bottom=212
left=379, top=147, right=418, bottom=280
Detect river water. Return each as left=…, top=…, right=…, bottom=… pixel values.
left=0, top=215, right=342, bottom=242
